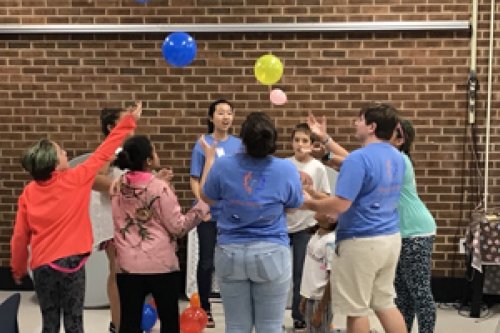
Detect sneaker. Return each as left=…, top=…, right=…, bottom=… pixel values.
left=293, top=320, right=306, bottom=330
left=109, top=322, right=116, bottom=333
left=206, top=312, right=215, bottom=328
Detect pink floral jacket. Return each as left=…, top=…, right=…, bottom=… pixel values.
left=111, top=171, right=209, bottom=273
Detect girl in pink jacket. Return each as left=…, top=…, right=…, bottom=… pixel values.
left=111, top=135, right=209, bottom=333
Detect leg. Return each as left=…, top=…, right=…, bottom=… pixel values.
left=291, top=230, right=311, bottom=323
left=304, top=299, right=332, bottom=333
left=406, top=237, right=436, bottom=333
left=347, top=316, right=370, bottom=333
left=149, top=272, right=180, bottom=333
left=374, top=308, right=407, bottom=333
left=214, top=244, right=253, bottom=333
left=371, top=234, right=407, bottom=333
left=249, top=244, right=291, bottom=333
left=33, top=265, right=62, bottom=333
left=217, top=278, right=253, bottom=333
left=395, top=239, right=415, bottom=332
left=61, top=267, right=86, bottom=333
left=196, top=221, right=217, bottom=314
left=106, top=242, right=121, bottom=332
left=117, top=273, right=148, bottom=333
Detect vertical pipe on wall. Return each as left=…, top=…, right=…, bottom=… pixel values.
left=468, top=0, right=478, bottom=125
left=483, top=0, right=496, bottom=211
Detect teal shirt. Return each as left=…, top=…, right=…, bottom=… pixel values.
left=398, top=153, right=436, bottom=238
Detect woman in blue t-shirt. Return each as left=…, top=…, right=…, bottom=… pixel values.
left=199, top=112, right=304, bottom=333
left=189, top=99, right=242, bottom=328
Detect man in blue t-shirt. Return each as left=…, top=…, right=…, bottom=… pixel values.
left=303, top=103, right=408, bottom=333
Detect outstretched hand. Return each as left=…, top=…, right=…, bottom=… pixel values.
left=199, top=135, right=218, bottom=161
left=307, top=111, right=328, bottom=141
left=129, top=101, right=142, bottom=121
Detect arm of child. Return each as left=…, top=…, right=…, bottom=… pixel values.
left=157, top=184, right=210, bottom=237
left=10, top=195, right=30, bottom=284
left=71, top=105, right=140, bottom=185
left=311, top=279, right=331, bottom=328
left=199, top=136, right=217, bottom=206
left=92, top=162, right=113, bottom=192
left=307, top=112, right=349, bottom=158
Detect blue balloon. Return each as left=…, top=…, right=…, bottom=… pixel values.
left=141, top=304, right=157, bottom=332
left=135, top=0, right=150, bottom=3
left=161, top=32, right=197, bottom=67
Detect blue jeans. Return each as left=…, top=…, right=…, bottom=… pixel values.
left=214, top=242, right=291, bottom=333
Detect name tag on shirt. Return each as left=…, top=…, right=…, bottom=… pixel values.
left=216, top=147, right=225, bottom=157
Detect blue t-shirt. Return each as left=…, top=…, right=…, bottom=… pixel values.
left=190, top=134, right=242, bottom=220
left=203, top=154, right=304, bottom=246
left=335, top=142, right=405, bottom=242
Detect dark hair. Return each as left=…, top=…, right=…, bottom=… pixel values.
left=21, top=139, right=58, bottom=181
left=207, top=99, right=233, bottom=133
left=115, top=135, right=153, bottom=171
left=291, top=123, right=316, bottom=142
left=240, top=112, right=277, bottom=158
left=359, top=102, right=399, bottom=140
left=396, top=119, right=416, bottom=162
left=100, top=108, right=125, bottom=137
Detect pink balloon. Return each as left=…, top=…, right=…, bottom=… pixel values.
left=270, top=88, right=287, bottom=105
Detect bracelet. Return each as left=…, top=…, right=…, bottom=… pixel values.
left=321, top=136, right=332, bottom=145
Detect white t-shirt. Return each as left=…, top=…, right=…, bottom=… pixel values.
left=89, top=166, right=123, bottom=249
left=300, top=231, right=336, bottom=300
left=286, top=157, right=331, bottom=233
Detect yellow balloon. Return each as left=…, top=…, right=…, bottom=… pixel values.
left=254, top=54, right=284, bottom=85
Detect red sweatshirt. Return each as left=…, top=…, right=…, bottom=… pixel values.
left=10, top=114, right=136, bottom=280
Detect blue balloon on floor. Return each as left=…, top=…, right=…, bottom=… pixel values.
left=161, top=32, right=197, bottom=67
left=135, top=0, right=150, bottom=3
left=141, top=303, right=157, bottom=332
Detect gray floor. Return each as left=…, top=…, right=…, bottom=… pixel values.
left=3, top=291, right=499, bottom=333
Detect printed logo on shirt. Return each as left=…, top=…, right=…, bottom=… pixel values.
left=243, top=171, right=266, bottom=195
left=216, top=147, right=225, bottom=157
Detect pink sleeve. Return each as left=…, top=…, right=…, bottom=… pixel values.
left=10, top=194, right=30, bottom=280
left=156, top=183, right=210, bottom=237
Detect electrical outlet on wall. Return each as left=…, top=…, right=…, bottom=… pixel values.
left=459, top=237, right=466, bottom=254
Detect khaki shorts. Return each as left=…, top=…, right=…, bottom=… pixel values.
left=331, top=233, right=401, bottom=317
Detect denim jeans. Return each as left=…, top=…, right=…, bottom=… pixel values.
left=214, top=242, right=291, bottom=333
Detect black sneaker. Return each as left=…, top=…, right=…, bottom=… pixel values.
left=206, top=312, right=215, bottom=328
left=293, top=320, right=306, bottom=330
left=109, top=322, right=116, bottom=333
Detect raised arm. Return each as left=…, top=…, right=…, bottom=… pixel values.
left=307, top=112, right=349, bottom=158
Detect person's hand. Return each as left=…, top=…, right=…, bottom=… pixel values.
left=199, top=135, right=217, bottom=161
left=302, top=189, right=312, bottom=202
left=299, top=171, right=313, bottom=187
left=307, top=111, right=328, bottom=142
left=12, top=272, right=23, bottom=285
left=311, top=142, right=327, bottom=160
left=311, top=309, right=323, bottom=327
left=202, top=212, right=212, bottom=222
left=156, top=167, right=174, bottom=183
left=129, top=101, right=142, bottom=121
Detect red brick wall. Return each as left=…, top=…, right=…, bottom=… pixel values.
left=1, top=0, right=499, bottom=277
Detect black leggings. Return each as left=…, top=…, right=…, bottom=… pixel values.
left=395, top=236, right=436, bottom=333
left=33, top=255, right=86, bottom=333
left=117, top=271, right=180, bottom=333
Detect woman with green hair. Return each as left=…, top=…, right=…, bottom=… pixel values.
left=10, top=103, right=141, bottom=333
